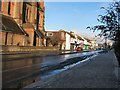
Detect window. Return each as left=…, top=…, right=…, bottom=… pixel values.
left=22, top=2, right=30, bottom=23
left=47, top=33, right=53, bottom=36
left=25, top=7, right=29, bottom=22
left=22, top=2, right=26, bottom=23
left=8, top=2, right=11, bottom=15
left=49, top=33, right=53, bottom=36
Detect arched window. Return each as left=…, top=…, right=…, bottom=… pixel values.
left=22, top=2, right=31, bottom=23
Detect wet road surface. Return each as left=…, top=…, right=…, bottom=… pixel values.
left=2, top=50, right=101, bottom=88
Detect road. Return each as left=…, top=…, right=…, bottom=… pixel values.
left=2, top=50, right=101, bottom=88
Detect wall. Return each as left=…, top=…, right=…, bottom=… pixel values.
left=70, top=38, right=75, bottom=44
left=0, top=32, right=25, bottom=46
left=23, top=28, right=34, bottom=46
left=39, top=1, right=45, bottom=31
left=0, top=32, right=6, bottom=45
left=7, top=33, right=13, bottom=45
left=1, top=45, right=58, bottom=52
left=65, top=33, right=70, bottom=50
left=13, top=34, right=24, bottom=46
left=1, top=2, right=9, bottom=15
left=36, top=37, right=39, bottom=46
left=60, top=32, right=66, bottom=41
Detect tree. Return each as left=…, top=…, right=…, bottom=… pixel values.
left=87, top=2, right=120, bottom=39
left=87, top=1, right=120, bottom=66
left=48, top=34, right=61, bottom=47
left=50, top=36, right=60, bottom=46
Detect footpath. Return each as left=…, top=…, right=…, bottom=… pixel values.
left=24, top=51, right=120, bottom=88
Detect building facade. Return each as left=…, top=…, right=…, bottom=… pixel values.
left=0, top=0, right=46, bottom=46
left=46, top=30, right=85, bottom=50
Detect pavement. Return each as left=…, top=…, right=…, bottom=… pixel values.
left=1, top=50, right=80, bottom=56
left=23, top=50, right=120, bottom=88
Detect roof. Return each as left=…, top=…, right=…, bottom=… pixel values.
left=67, top=32, right=76, bottom=38
left=77, top=35, right=84, bottom=41
left=20, top=26, right=29, bottom=36
left=83, top=37, right=91, bottom=42
left=46, top=30, right=76, bottom=39
left=59, top=30, right=76, bottom=38
left=46, top=31, right=59, bottom=33
left=35, top=29, right=46, bottom=39
left=1, top=14, right=25, bottom=35
left=0, top=23, right=6, bottom=31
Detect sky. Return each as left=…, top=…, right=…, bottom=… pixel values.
left=44, top=2, right=112, bottom=43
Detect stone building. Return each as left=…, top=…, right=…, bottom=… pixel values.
left=0, top=0, right=46, bottom=46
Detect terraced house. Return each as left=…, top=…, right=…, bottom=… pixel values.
left=0, top=0, right=46, bottom=46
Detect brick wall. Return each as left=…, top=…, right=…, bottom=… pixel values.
left=0, top=32, right=25, bottom=46
left=13, top=34, right=24, bottom=46
left=1, top=1, right=46, bottom=47
left=23, top=28, right=34, bottom=46
left=36, top=36, right=39, bottom=46
left=0, top=32, right=6, bottom=45
left=7, top=33, right=13, bottom=45
left=39, top=12, right=44, bottom=31
left=1, top=2, right=9, bottom=15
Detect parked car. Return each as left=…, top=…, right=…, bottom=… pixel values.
left=76, top=47, right=83, bottom=51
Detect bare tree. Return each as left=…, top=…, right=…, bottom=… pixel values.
left=49, top=34, right=61, bottom=47
left=87, top=1, right=120, bottom=66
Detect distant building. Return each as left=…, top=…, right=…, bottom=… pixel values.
left=46, top=30, right=66, bottom=50
left=46, top=30, right=84, bottom=50
left=81, top=37, right=98, bottom=50
left=0, top=0, right=46, bottom=46
left=70, top=32, right=84, bottom=50
left=89, top=40, right=98, bottom=50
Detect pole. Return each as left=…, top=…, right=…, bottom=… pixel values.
left=105, top=37, right=107, bottom=49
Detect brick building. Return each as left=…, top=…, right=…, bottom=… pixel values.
left=1, top=14, right=27, bottom=46
left=0, top=0, right=46, bottom=46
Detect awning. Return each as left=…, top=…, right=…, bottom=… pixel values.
left=1, top=14, right=26, bottom=35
